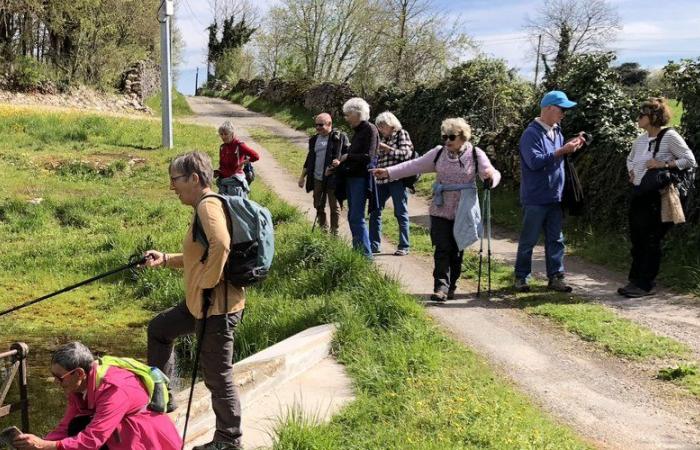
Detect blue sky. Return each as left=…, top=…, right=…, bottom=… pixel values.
left=175, top=0, right=700, bottom=95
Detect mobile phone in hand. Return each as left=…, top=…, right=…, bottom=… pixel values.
left=0, top=425, right=21, bottom=447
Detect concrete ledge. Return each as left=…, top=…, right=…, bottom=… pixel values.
left=169, top=323, right=338, bottom=444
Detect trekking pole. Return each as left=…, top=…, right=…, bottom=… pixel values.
left=477, top=191, right=485, bottom=297
left=486, top=185, right=492, bottom=297
left=312, top=171, right=329, bottom=232
left=0, top=256, right=147, bottom=318
left=180, top=290, right=211, bottom=450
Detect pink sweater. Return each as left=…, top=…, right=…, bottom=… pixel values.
left=387, top=144, right=501, bottom=220
left=46, top=364, right=182, bottom=450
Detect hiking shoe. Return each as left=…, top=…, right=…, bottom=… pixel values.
left=548, top=275, right=573, bottom=293
left=621, top=285, right=654, bottom=298
left=514, top=278, right=530, bottom=292
left=371, top=248, right=381, bottom=255
left=394, top=249, right=409, bottom=256
left=430, top=291, right=447, bottom=302
left=617, top=283, right=637, bottom=296
left=192, top=441, right=242, bottom=450
left=447, top=289, right=456, bottom=300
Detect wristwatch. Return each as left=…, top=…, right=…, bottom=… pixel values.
left=664, top=162, right=669, bottom=169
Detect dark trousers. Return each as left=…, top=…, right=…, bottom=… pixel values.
left=628, top=191, right=672, bottom=291
left=313, top=178, right=339, bottom=233
left=430, top=215, right=464, bottom=293
left=147, top=303, right=243, bottom=445
left=68, top=416, right=108, bottom=450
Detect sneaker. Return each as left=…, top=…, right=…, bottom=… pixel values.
left=430, top=291, right=447, bottom=302
left=446, top=289, right=456, bottom=300
left=548, top=275, right=572, bottom=293
left=514, top=278, right=530, bottom=292
left=192, top=442, right=242, bottom=450
left=394, top=249, right=409, bottom=256
left=621, top=285, right=654, bottom=298
left=371, top=248, right=381, bottom=255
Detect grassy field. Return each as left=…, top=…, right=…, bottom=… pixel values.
left=0, top=106, right=593, bottom=447
left=145, top=90, right=194, bottom=117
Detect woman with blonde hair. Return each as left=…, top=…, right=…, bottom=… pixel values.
left=372, top=118, right=501, bottom=301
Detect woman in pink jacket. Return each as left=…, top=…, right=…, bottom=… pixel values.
left=13, top=342, right=182, bottom=450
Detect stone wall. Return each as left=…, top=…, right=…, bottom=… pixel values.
left=120, top=60, right=160, bottom=102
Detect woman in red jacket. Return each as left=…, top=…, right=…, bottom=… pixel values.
left=216, top=121, right=260, bottom=197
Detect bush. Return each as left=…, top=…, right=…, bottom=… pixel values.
left=7, top=56, right=51, bottom=92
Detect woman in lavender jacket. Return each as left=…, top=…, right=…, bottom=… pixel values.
left=372, top=118, right=501, bottom=302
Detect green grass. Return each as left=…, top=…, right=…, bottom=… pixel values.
left=0, top=106, right=591, bottom=447
left=658, top=364, right=700, bottom=396
left=668, top=99, right=683, bottom=127
left=227, top=92, right=316, bottom=134
left=145, top=90, right=193, bottom=117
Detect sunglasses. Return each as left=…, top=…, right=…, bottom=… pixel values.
left=314, top=123, right=327, bottom=127
left=52, top=368, right=79, bottom=384
left=441, top=134, right=459, bottom=141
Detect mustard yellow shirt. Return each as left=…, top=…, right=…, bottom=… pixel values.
left=165, top=196, right=245, bottom=319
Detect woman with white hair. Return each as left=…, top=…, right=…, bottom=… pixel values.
left=215, top=120, right=260, bottom=197
left=369, top=111, right=414, bottom=256
left=372, top=118, right=501, bottom=301
left=333, top=97, right=379, bottom=257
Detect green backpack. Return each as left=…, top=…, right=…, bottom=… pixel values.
left=96, top=356, right=170, bottom=413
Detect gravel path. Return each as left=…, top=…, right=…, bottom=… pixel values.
left=186, top=96, right=700, bottom=449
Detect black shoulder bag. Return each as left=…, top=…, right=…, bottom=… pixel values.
left=637, top=128, right=673, bottom=194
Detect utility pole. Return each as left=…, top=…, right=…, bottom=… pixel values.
left=194, top=67, right=199, bottom=96
left=159, top=0, right=174, bottom=149
left=534, top=34, right=542, bottom=87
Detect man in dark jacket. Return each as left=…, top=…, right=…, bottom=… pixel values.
left=298, top=113, right=349, bottom=235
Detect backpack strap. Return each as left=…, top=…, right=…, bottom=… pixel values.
left=433, top=146, right=444, bottom=165
left=193, top=193, right=232, bottom=264
left=651, top=127, right=673, bottom=158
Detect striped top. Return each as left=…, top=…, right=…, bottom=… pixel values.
left=626, top=128, right=697, bottom=186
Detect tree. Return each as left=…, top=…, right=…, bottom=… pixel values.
left=207, top=14, right=257, bottom=82
left=525, top=0, right=621, bottom=59
left=614, top=62, right=649, bottom=87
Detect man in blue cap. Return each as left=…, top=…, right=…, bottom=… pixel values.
left=514, top=90, right=585, bottom=292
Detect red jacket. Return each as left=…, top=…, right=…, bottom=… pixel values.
left=46, top=363, right=182, bottom=450
left=218, top=139, right=260, bottom=178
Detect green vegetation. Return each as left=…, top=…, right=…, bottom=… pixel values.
left=658, top=365, right=700, bottom=396
left=0, top=106, right=590, bottom=447
left=146, top=90, right=194, bottom=117
left=228, top=92, right=316, bottom=133
left=668, top=99, right=683, bottom=127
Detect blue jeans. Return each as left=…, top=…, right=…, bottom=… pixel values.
left=369, top=181, right=410, bottom=252
left=514, top=203, right=565, bottom=280
left=345, top=176, right=372, bottom=257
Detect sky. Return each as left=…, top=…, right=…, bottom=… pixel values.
left=174, top=0, right=700, bottom=95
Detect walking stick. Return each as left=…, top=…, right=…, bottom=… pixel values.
left=312, top=170, right=329, bottom=232
left=476, top=180, right=493, bottom=298
left=0, top=257, right=146, bottom=318
left=180, top=289, right=212, bottom=450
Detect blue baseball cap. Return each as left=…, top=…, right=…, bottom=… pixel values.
left=540, top=91, right=577, bottom=109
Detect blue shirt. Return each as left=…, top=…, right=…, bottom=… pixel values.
left=519, top=120, right=565, bottom=205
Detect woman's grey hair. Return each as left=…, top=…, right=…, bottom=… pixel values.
left=441, top=118, right=472, bottom=142
left=375, top=111, right=402, bottom=131
left=343, top=97, right=371, bottom=122
left=52, top=342, right=94, bottom=373
left=218, top=121, right=235, bottom=135
left=170, top=151, right=214, bottom=188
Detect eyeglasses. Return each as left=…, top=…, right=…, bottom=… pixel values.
left=314, top=123, right=327, bottom=128
left=170, top=174, right=189, bottom=183
left=441, top=134, right=459, bottom=141
left=52, top=368, right=79, bottom=384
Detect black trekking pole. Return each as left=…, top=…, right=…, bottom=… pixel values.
left=0, top=256, right=147, bottom=318
left=180, top=290, right=212, bottom=450
left=477, top=191, right=485, bottom=297
left=485, top=184, right=492, bottom=297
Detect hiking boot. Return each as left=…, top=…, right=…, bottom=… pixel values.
left=548, top=274, right=572, bottom=293
left=192, top=441, right=242, bottom=450
left=446, top=289, right=456, bottom=300
left=621, top=285, right=654, bottom=298
left=394, top=249, right=409, bottom=256
left=430, top=291, right=447, bottom=302
left=514, top=278, right=530, bottom=292
left=617, top=283, right=636, bottom=296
